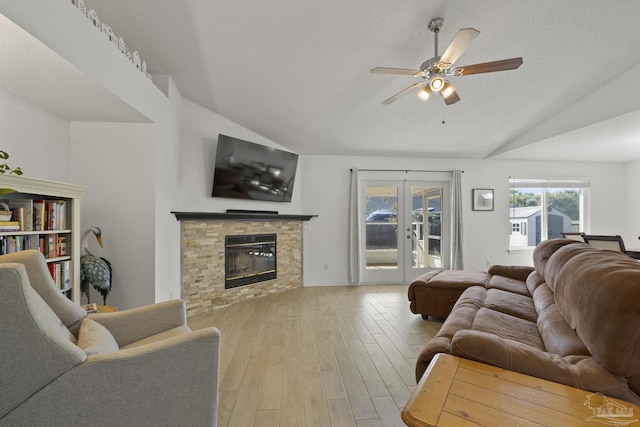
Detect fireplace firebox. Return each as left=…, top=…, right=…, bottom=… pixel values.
left=225, top=233, right=276, bottom=289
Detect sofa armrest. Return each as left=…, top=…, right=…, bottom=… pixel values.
left=487, top=265, right=534, bottom=282
left=2, top=327, right=221, bottom=426
left=87, top=299, right=187, bottom=347
left=450, top=329, right=640, bottom=405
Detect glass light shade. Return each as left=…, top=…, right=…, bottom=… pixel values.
left=417, top=85, right=432, bottom=101
left=441, top=82, right=460, bottom=105
left=429, top=76, right=445, bottom=92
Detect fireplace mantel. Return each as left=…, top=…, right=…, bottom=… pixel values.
left=172, top=211, right=316, bottom=222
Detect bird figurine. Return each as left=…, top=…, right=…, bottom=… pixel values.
left=80, top=226, right=112, bottom=305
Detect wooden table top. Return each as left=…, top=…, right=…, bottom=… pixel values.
left=402, top=354, right=640, bottom=427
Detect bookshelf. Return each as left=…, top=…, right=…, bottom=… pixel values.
left=0, top=175, right=86, bottom=303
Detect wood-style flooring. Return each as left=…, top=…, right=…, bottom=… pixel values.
left=188, top=285, right=443, bottom=427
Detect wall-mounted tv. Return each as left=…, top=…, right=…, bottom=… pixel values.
left=212, top=134, right=299, bottom=202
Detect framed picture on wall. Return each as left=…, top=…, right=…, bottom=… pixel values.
left=472, top=189, right=494, bottom=211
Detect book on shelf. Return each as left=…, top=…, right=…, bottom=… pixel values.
left=32, top=200, right=46, bottom=231
left=45, top=200, right=67, bottom=230
left=3, top=236, right=16, bottom=253
left=26, top=234, right=40, bottom=251
left=0, top=221, right=20, bottom=231
left=12, top=207, right=24, bottom=231
left=7, top=199, right=33, bottom=231
left=60, top=260, right=71, bottom=291
left=58, top=236, right=67, bottom=256
left=46, top=260, right=71, bottom=291
left=46, top=234, right=57, bottom=259
left=59, top=201, right=66, bottom=230
left=47, top=262, right=55, bottom=281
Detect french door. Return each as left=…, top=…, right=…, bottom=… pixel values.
left=360, top=180, right=449, bottom=283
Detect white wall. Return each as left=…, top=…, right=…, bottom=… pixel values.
left=0, top=90, right=70, bottom=181
left=70, top=122, right=156, bottom=309
left=300, top=155, right=626, bottom=285
left=152, top=76, right=184, bottom=303
left=69, top=77, right=183, bottom=310
left=624, top=161, right=640, bottom=250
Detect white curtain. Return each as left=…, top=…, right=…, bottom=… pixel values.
left=450, top=169, right=464, bottom=270
left=348, top=168, right=360, bottom=284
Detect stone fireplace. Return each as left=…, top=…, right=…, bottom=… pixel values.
left=174, top=212, right=314, bottom=317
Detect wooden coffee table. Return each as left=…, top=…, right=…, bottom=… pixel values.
left=402, top=354, right=640, bottom=426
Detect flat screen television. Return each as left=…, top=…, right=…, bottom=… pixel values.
left=212, top=134, right=299, bottom=202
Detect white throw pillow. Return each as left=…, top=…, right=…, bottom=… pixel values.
left=77, top=318, right=119, bottom=355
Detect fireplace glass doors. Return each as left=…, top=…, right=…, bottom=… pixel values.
left=225, top=233, right=276, bottom=289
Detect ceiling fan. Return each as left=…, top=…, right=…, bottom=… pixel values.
left=371, top=17, right=523, bottom=106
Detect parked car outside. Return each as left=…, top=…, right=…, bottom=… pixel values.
left=366, top=209, right=397, bottom=222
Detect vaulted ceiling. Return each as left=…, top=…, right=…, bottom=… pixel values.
left=74, top=1, right=640, bottom=161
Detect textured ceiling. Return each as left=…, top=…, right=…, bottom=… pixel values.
left=23, top=1, right=640, bottom=160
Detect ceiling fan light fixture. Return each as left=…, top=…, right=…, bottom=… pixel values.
left=417, top=85, right=432, bottom=101
left=441, top=81, right=460, bottom=105
left=372, top=17, right=523, bottom=106
left=429, top=75, right=445, bottom=92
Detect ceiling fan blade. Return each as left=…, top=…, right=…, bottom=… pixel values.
left=370, top=67, right=421, bottom=76
left=439, top=28, right=480, bottom=67
left=381, top=82, right=424, bottom=104
left=456, top=57, right=523, bottom=76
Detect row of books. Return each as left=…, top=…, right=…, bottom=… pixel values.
left=1, top=199, right=67, bottom=232
left=48, top=260, right=71, bottom=291
left=0, top=234, right=68, bottom=259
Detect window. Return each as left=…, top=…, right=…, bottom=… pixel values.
left=509, top=178, right=590, bottom=248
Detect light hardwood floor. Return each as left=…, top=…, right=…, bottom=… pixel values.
left=188, top=285, right=443, bottom=427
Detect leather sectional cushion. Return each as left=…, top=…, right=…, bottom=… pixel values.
left=408, top=270, right=491, bottom=319
left=552, top=246, right=640, bottom=378
left=536, top=303, right=589, bottom=357
left=471, top=307, right=545, bottom=350
left=487, top=274, right=531, bottom=296
left=450, top=330, right=637, bottom=404
left=483, top=288, right=538, bottom=322
left=487, top=265, right=534, bottom=282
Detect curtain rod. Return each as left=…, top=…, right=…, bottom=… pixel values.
left=350, top=168, right=463, bottom=173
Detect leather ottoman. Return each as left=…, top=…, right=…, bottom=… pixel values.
left=408, top=270, right=491, bottom=319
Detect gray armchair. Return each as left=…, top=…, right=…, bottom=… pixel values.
left=0, top=250, right=220, bottom=427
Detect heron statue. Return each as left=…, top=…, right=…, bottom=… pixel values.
left=80, top=226, right=112, bottom=305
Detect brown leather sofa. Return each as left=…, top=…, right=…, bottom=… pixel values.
left=415, top=238, right=640, bottom=405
